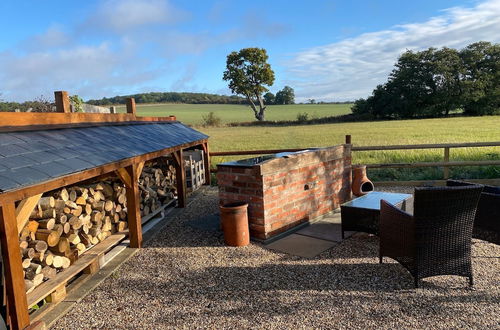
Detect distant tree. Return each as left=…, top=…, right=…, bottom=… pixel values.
left=351, top=41, right=499, bottom=119
left=275, top=86, right=295, bottom=105
left=460, top=41, right=500, bottom=115
left=308, top=99, right=316, bottom=104
left=263, top=92, right=275, bottom=105
left=223, top=48, right=275, bottom=121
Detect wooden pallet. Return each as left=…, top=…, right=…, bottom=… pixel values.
left=27, top=231, right=128, bottom=309
left=184, top=150, right=205, bottom=192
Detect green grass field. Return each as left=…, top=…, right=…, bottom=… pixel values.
left=197, top=116, right=500, bottom=181
left=124, top=103, right=499, bottom=181
left=118, top=103, right=351, bottom=125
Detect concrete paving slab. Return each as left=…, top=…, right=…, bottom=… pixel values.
left=296, top=222, right=354, bottom=242
left=266, top=234, right=337, bottom=258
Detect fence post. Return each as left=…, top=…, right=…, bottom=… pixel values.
left=443, top=147, right=450, bottom=179
left=345, top=135, right=351, bottom=144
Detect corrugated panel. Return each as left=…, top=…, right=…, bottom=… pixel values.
left=0, top=122, right=208, bottom=192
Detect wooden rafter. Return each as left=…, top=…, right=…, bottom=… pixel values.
left=15, top=193, right=42, bottom=234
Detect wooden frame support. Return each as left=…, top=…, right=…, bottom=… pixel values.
left=201, top=142, right=211, bottom=185
left=54, top=91, right=71, bottom=113
left=126, top=98, right=136, bottom=115
left=0, top=203, right=30, bottom=330
left=123, top=164, right=143, bottom=248
left=15, top=194, right=42, bottom=234
left=172, top=150, right=187, bottom=208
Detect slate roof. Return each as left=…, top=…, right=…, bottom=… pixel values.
left=0, top=122, right=208, bottom=193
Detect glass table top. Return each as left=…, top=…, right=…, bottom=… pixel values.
left=341, top=191, right=412, bottom=210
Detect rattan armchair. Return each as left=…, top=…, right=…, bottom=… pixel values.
left=446, top=179, right=500, bottom=236
left=379, top=185, right=483, bottom=288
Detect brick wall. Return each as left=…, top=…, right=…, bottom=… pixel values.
left=217, top=145, right=351, bottom=240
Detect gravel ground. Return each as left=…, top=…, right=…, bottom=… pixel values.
left=53, top=186, right=500, bottom=329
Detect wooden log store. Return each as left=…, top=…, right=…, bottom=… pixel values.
left=0, top=91, right=210, bottom=329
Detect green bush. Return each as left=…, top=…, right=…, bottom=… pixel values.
left=296, top=112, right=309, bottom=122
left=201, top=112, right=222, bottom=127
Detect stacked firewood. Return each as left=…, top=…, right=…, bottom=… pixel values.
left=138, top=160, right=176, bottom=217
left=19, top=181, right=129, bottom=293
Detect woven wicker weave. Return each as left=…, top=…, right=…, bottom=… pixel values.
left=379, top=185, right=483, bottom=288
left=446, top=179, right=500, bottom=237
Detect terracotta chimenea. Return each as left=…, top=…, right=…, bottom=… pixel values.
left=352, top=165, right=374, bottom=197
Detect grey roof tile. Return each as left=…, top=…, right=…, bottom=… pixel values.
left=0, top=155, right=35, bottom=169
left=0, top=133, right=26, bottom=146
left=23, top=151, right=65, bottom=164
left=0, top=174, right=20, bottom=191
left=0, top=121, right=207, bottom=192
left=35, top=161, right=74, bottom=177
left=0, top=144, right=31, bottom=157
left=8, top=167, right=52, bottom=186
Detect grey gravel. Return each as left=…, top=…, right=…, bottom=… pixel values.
left=53, top=186, right=500, bottom=329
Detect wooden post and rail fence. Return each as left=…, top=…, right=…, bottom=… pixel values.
left=210, top=135, right=500, bottom=183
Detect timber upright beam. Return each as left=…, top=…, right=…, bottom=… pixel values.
left=172, top=150, right=187, bottom=208
left=126, top=98, right=136, bottom=115
left=0, top=203, right=30, bottom=330
left=54, top=91, right=71, bottom=113
left=202, top=142, right=211, bottom=185
left=116, top=163, right=143, bottom=248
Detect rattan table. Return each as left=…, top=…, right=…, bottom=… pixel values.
left=341, top=191, right=412, bottom=238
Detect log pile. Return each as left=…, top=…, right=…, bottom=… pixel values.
left=138, top=160, right=177, bottom=217
left=18, top=160, right=177, bottom=293
left=19, top=181, right=129, bottom=293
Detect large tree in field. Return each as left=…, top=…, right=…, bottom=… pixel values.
left=223, top=48, right=275, bottom=121
left=275, top=86, right=295, bottom=104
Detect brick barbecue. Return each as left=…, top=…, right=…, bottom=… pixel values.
left=217, top=144, right=352, bottom=240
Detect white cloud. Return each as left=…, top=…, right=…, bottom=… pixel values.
left=286, top=0, right=500, bottom=102
left=0, top=42, right=160, bottom=101
left=88, top=0, right=187, bottom=32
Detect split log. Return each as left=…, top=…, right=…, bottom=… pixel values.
left=38, top=218, right=55, bottom=230
left=29, top=240, right=48, bottom=253
left=31, top=208, right=56, bottom=219
left=35, top=229, right=60, bottom=247
left=38, top=197, right=55, bottom=210
left=22, top=259, right=32, bottom=269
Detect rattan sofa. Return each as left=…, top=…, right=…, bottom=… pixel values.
left=446, top=179, right=500, bottom=236
left=379, top=185, right=483, bottom=288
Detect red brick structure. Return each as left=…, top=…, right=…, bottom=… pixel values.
left=217, top=145, right=352, bottom=240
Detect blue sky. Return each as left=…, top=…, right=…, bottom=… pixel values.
left=0, top=0, right=499, bottom=102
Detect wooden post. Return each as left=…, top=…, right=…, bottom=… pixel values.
left=443, top=147, right=450, bottom=179
left=0, top=203, right=30, bottom=330
left=172, top=150, right=187, bottom=208
left=201, top=142, right=211, bottom=185
left=345, top=135, right=352, bottom=144
left=109, top=106, right=116, bottom=114
left=123, top=164, right=143, bottom=248
left=54, top=91, right=71, bottom=113
left=126, top=98, right=136, bottom=115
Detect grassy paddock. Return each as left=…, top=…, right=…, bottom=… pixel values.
left=119, top=103, right=352, bottom=125
left=198, top=116, right=500, bottom=181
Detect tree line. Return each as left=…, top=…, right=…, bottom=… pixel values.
left=352, top=41, right=499, bottom=119
left=86, top=92, right=247, bottom=106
